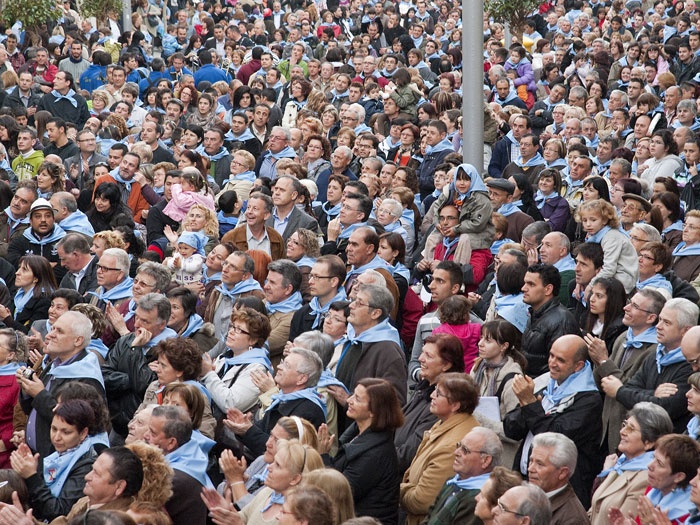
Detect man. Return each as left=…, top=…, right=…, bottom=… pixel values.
left=204, top=24, right=227, bottom=57
left=538, top=232, right=576, bottom=306
left=673, top=41, right=700, bottom=84
left=665, top=86, right=682, bottom=125
left=146, top=171, right=181, bottom=249
left=264, top=260, right=303, bottom=367
left=140, top=121, right=175, bottom=164
left=0, top=180, right=36, bottom=258
left=595, top=90, right=628, bottom=137
left=492, top=485, right=551, bottom=525
left=87, top=248, right=133, bottom=311
left=289, top=255, right=347, bottom=340
left=315, top=146, right=357, bottom=202
left=6, top=34, right=24, bottom=72
left=228, top=111, right=262, bottom=158
left=42, top=117, right=79, bottom=161
left=102, top=65, right=127, bottom=106
left=56, top=232, right=99, bottom=294
left=11, top=127, right=44, bottom=181
left=222, top=192, right=285, bottom=260
left=25, top=47, right=57, bottom=84
left=594, top=136, right=617, bottom=177
left=528, top=433, right=589, bottom=525
left=93, top=151, right=150, bottom=224
left=59, top=40, right=90, bottom=84
left=51, top=189, right=96, bottom=236
left=682, top=325, right=700, bottom=372
left=7, top=198, right=67, bottom=281
left=620, top=193, right=651, bottom=233
left=254, top=127, right=296, bottom=181
left=144, top=405, right=210, bottom=525
left=502, top=134, right=546, bottom=184
left=601, top=298, right=697, bottom=433
left=198, top=128, right=230, bottom=188
left=250, top=104, right=270, bottom=145
left=37, top=72, right=90, bottom=129
left=102, top=293, right=177, bottom=442
left=422, top=427, right=503, bottom=525
left=193, top=49, right=231, bottom=88
left=493, top=78, right=528, bottom=110
left=236, top=47, right=262, bottom=85
left=590, top=288, right=665, bottom=453
left=63, top=130, right=107, bottom=192
left=564, top=155, right=593, bottom=207
left=418, top=120, right=454, bottom=200
left=18, top=311, right=104, bottom=456
left=504, top=334, right=602, bottom=506
left=521, top=263, right=580, bottom=376
left=489, top=115, right=532, bottom=179
left=5, top=71, right=41, bottom=121
left=200, top=251, right=263, bottom=340
left=267, top=176, right=320, bottom=242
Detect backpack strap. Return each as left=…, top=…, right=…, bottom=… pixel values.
left=496, top=372, right=518, bottom=401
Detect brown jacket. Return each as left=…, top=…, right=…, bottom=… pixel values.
left=93, top=174, right=150, bottom=224
left=221, top=224, right=286, bottom=261
left=550, top=483, right=589, bottom=525
left=49, top=496, right=134, bottom=525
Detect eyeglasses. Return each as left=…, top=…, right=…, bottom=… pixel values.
left=626, top=299, right=654, bottom=314
left=133, top=278, right=156, bottom=288
left=230, top=325, right=250, bottom=335
left=341, top=204, right=360, bottom=212
left=621, top=419, right=641, bottom=433
left=351, top=299, right=374, bottom=309
left=230, top=160, right=247, bottom=167
left=638, top=253, right=656, bottom=262
left=496, top=498, right=526, bottom=517
left=96, top=264, right=121, bottom=272
left=684, top=222, right=700, bottom=231
left=455, top=442, right=487, bottom=455
left=629, top=235, right=649, bottom=243
left=309, top=274, right=333, bottom=281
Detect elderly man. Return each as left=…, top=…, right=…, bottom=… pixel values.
left=492, top=485, right=551, bottom=525
left=87, top=248, right=133, bottom=311
left=50, top=192, right=95, bottom=238
left=538, top=232, right=576, bottom=307
left=56, top=233, right=98, bottom=294
left=0, top=180, right=36, bottom=257
left=264, top=260, right=303, bottom=367
left=145, top=405, right=210, bottom=525
left=528, top=433, right=589, bottom=525
left=316, top=146, right=357, bottom=202
left=18, top=311, right=104, bottom=456
left=255, top=126, right=297, bottom=180
left=102, top=293, right=177, bottom=442
left=590, top=288, right=665, bottom=453
left=504, top=334, right=603, bottom=507
left=620, top=194, right=651, bottom=233
left=267, top=176, right=320, bottom=242
left=682, top=326, right=700, bottom=373
left=226, top=347, right=326, bottom=456
left=486, top=178, right=533, bottom=242
left=422, top=427, right=503, bottom=525
left=222, top=192, right=285, bottom=260
left=93, top=151, right=150, bottom=224
left=601, top=298, right=697, bottom=433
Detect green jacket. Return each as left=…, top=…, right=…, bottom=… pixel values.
left=11, top=149, right=45, bottom=181
left=423, top=485, right=482, bottom=525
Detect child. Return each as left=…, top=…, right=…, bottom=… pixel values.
left=217, top=191, right=240, bottom=239
left=386, top=68, right=423, bottom=121
left=163, top=170, right=215, bottom=223
left=504, top=46, right=536, bottom=109
left=165, top=231, right=207, bottom=285
left=577, top=199, right=639, bottom=293
left=433, top=295, right=481, bottom=372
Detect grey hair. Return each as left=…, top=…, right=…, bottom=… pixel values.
left=468, top=427, right=503, bottom=467
left=137, top=293, right=172, bottom=324
left=271, top=126, right=291, bottom=141
left=381, top=198, right=403, bottom=219
left=57, top=232, right=91, bottom=254
left=546, top=231, right=570, bottom=253
left=151, top=405, right=192, bottom=447
left=347, top=103, right=366, bottom=122
left=136, top=262, right=172, bottom=293
left=610, top=89, right=629, bottom=106
left=363, top=157, right=384, bottom=172
left=636, top=287, right=667, bottom=317
left=287, top=347, right=323, bottom=387
left=531, top=432, right=577, bottom=477
left=101, top=248, right=130, bottom=275
left=52, top=192, right=78, bottom=213
left=489, top=65, right=507, bottom=80
left=521, top=221, right=552, bottom=244
left=610, top=158, right=632, bottom=176
left=518, top=484, right=552, bottom=525
left=293, top=331, right=334, bottom=368
left=664, top=298, right=700, bottom=329
left=232, top=251, right=255, bottom=274
left=632, top=223, right=662, bottom=243
left=628, top=402, right=673, bottom=444
left=336, top=145, right=353, bottom=161
left=358, top=283, right=394, bottom=320
left=267, top=259, right=302, bottom=291
left=358, top=269, right=386, bottom=287
left=60, top=311, right=93, bottom=349
left=678, top=99, right=698, bottom=115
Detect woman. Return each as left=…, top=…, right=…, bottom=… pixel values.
left=376, top=199, right=411, bottom=254
left=636, top=242, right=674, bottom=295
left=323, top=301, right=349, bottom=348
left=231, top=86, right=254, bottom=114
left=303, top=134, right=331, bottom=183
left=186, top=92, right=218, bottom=128
left=583, top=175, right=611, bottom=202
left=10, top=400, right=104, bottom=521
left=640, top=129, right=684, bottom=186
left=87, top=183, right=135, bottom=233
left=200, top=307, right=272, bottom=416
left=509, top=173, right=543, bottom=222
left=216, top=150, right=256, bottom=204
left=177, top=85, right=198, bottom=116
left=321, top=105, right=339, bottom=137
left=178, top=149, right=208, bottom=174
left=320, top=378, right=404, bottom=525
left=400, top=373, right=480, bottom=525
left=286, top=229, right=320, bottom=304
left=394, top=334, right=464, bottom=474
left=315, top=174, right=346, bottom=236
left=389, top=124, right=421, bottom=168
left=36, top=161, right=66, bottom=199
left=176, top=124, right=205, bottom=160
left=672, top=210, right=700, bottom=283
left=378, top=231, right=411, bottom=291
left=541, top=138, right=568, bottom=171
left=586, top=96, right=605, bottom=118
left=652, top=191, right=684, bottom=250
left=535, top=168, right=570, bottom=232
left=634, top=137, right=652, bottom=175
left=166, top=287, right=216, bottom=353
left=164, top=203, right=219, bottom=255
left=0, top=328, right=25, bottom=468
left=276, top=486, right=334, bottom=525
left=90, top=230, right=126, bottom=258
left=582, top=277, right=627, bottom=353
left=0, top=255, right=56, bottom=334
left=474, top=467, right=524, bottom=525
left=282, top=78, right=312, bottom=130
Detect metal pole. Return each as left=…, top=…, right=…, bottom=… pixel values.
left=123, top=0, right=133, bottom=32
left=462, top=0, right=484, bottom=173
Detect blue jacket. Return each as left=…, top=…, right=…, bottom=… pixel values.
left=193, top=64, right=231, bottom=89
left=79, top=65, right=107, bottom=94
left=138, top=71, right=171, bottom=97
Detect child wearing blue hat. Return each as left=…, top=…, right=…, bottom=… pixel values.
left=164, top=231, right=207, bottom=285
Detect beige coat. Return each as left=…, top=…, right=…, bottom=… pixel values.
left=589, top=468, right=649, bottom=525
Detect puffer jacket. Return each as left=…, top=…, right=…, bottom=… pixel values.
left=522, top=298, right=580, bottom=376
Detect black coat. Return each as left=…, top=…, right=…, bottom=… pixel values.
left=327, top=425, right=400, bottom=525
left=394, top=381, right=436, bottom=475
left=3, top=294, right=51, bottom=334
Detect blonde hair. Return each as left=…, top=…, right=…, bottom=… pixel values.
left=93, top=230, right=127, bottom=250
left=184, top=203, right=219, bottom=238
left=576, top=198, right=620, bottom=229
left=302, top=469, right=355, bottom=524
left=276, top=439, right=324, bottom=476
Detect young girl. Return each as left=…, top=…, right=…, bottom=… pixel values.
left=165, top=232, right=206, bottom=285
left=433, top=295, right=481, bottom=373
left=163, top=170, right=215, bottom=223
left=534, top=168, right=570, bottom=232
left=504, top=46, right=536, bottom=109
left=577, top=199, right=639, bottom=293
left=386, top=68, right=423, bottom=121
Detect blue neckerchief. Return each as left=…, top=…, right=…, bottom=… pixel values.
left=586, top=135, right=600, bottom=149
left=354, top=123, right=372, bottom=135
left=217, top=212, right=237, bottom=233
left=123, top=300, right=137, bottom=323
left=262, top=491, right=285, bottom=512
left=598, top=451, right=655, bottom=478
left=231, top=170, right=256, bottom=183
left=317, top=369, right=349, bottom=393
left=346, top=255, right=392, bottom=281
left=379, top=68, right=396, bottom=78
left=672, top=242, right=700, bottom=257
left=425, top=138, right=454, bottom=156
left=166, top=438, right=214, bottom=488
left=688, top=416, right=700, bottom=439
left=637, top=273, right=673, bottom=294
left=344, top=317, right=401, bottom=347
left=553, top=255, right=576, bottom=273
left=401, top=208, right=415, bottom=226
left=88, top=277, right=134, bottom=303
left=393, top=262, right=410, bottom=282
left=196, top=145, right=229, bottom=162
left=494, top=293, right=529, bottom=333
left=383, top=221, right=407, bottom=237
left=267, top=146, right=296, bottom=161
left=230, top=127, right=255, bottom=142
left=191, top=429, right=216, bottom=454
left=542, top=361, right=598, bottom=411
left=321, top=201, right=342, bottom=222
left=515, top=152, right=545, bottom=168
left=491, top=238, right=515, bottom=256
left=545, top=158, right=568, bottom=169
left=411, top=35, right=424, bottom=48
left=49, top=351, right=104, bottom=388
left=23, top=224, right=66, bottom=245
left=59, top=210, right=95, bottom=238
left=441, top=236, right=460, bottom=260
left=178, top=231, right=208, bottom=256
left=663, top=220, right=685, bottom=236
left=586, top=225, right=611, bottom=244
left=445, top=472, right=491, bottom=490
left=541, top=97, right=564, bottom=112
left=534, top=190, right=559, bottom=210
left=14, top=286, right=35, bottom=319
left=267, top=291, right=303, bottom=315
left=498, top=202, right=520, bottom=217
left=0, top=363, right=20, bottom=376
left=329, top=89, right=348, bottom=102
left=44, top=434, right=102, bottom=497
left=110, top=168, right=135, bottom=192
left=625, top=326, right=657, bottom=349
left=647, top=486, right=693, bottom=521
left=308, top=288, right=347, bottom=329
left=37, top=189, right=52, bottom=199
left=183, top=379, right=212, bottom=404
left=656, top=345, right=686, bottom=374
left=451, top=163, right=488, bottom=196
left=494, top=87, right=521, bottom=106
left=216, top=277, right=263, bottom=299
left=201, top=268, right=221, bottom=286
left=181, top=313, right=205, bottom=338
left=4, top=207, right=28, bottom=236
left=267, top=387, right=327, bottom=417
left=295, top=256, right=315, bottom=269
left=50, top=89, right=78, bottom=108
left=87, top=338, right=109, bottom=359
left=222, top=347, right=272, bottom=373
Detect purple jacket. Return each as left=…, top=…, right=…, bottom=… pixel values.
left=540, top=195, right=571, bottom=233
left=505, top=58, right=536, bottom=93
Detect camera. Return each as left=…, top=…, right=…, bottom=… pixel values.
left=21, top=368, right=35, bottom=380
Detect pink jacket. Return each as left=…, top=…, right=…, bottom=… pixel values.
left=433, top=323, right=481, bottom=373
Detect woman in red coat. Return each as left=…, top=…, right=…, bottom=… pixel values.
left=0, top=328, right=24, bottom=468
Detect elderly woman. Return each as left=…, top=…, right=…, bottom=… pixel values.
left=400, top=373, right=480, bottom=525
left=215, top=150, right=256, bottom=204
left=672, top=210, right=700, bottom=283
left=636, top=242, right=674, bottom=295
left=304, top=134, right=331, bottom=183
left=376, top=198, right=413, bottom=256
left=286, top=229, right=320, bottom=304
left=542, top=138, right=568, bottom=171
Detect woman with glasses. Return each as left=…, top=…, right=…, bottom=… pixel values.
left=275, top=486, right=335, bottom=525
left=635, top=242, right=674, bottom=295
left=302, top=135, right=331, bottom=184
left=400, top=373, right=479, bottom=525
left=216, top=151, right=256, bottom=205
left=672, top=210, right=700, bottom=283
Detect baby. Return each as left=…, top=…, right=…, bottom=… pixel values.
left=164, top=231, right=207, bottom=285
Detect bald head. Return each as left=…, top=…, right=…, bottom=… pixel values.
left=682, top=326, right=700, bottom=372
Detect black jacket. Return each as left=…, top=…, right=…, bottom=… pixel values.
left=394, top=381, right=436, bottom=475
left=289, top=304, right=315, bottom=341
left=3, top=294, right=51, bottom=334
left=146, top=198, right=179, bottom=247
left=327, top=425, right=400, bottom=525
left=522, top=298, right=580, bottom=376
left=7, top=227, right=67, bottom=283
left=58, top=255, right=99, bottom=295
left=664, top=269, right=700, bottom=302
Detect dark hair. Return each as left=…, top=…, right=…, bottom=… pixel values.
left=586, top=277, right=627, bottom=340
left=654, top=434, right=700, bottom=489
left=53, top=399, right=96, bottom=434
left=19, top=255, right=57, bottom=298
left=56, top=382, right=110, bottom=435
left=437, top=295, right=473, bottom=326
left=574, top=242, right=604, bottom=269
left=154, top=338, right=203, bottom=381
left=378, top=232, right=406, bottom=265
left=422, top=333, right=466, bottom=373
left=100, top=447, right=144, bottom=497
left=436, top=372, right=479, bottom=414
left=480, top=320, right=527, bottom=370
left=162, top=382, right=206, bottom=429
left=510, top=173, right=539, bottom=213
left=526, top=263, right=561, bottom=296
left=166, top=287, right=198, bottom=318
left=652, top=129, right=679, bottom=156
left=651, top=191, right=681, bottom=223
left=357, top=378, right=404, bottom=432
left=496, top=262, right=527, bottom=295
left=583, top=175, right=611, bottom=201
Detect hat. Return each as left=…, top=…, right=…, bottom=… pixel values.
left=485, top=178, right=515, bottom=194
left=30, top=198, right=53, bottom=216
left=621, top=193, right=651, bottom=212
left=177, top=231, right=207, bottom=256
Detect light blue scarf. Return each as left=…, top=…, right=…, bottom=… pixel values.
left=87, top=339, right=109, bottom=359
left=59, top=210, right=95, bottom=238
left=44, top=434, right=102, bottom=497
left=688, top=416, right=700, bottom=439
left=344, top=318, right=401, bottom=347
left=321, top=201, right=341, bottom=222
left=495, top=293, right=529, bottom=333
left=338, top=221, right=374, bottom=240
left=597, top=451, right=655, bottom=478
left=222, top=347, right=273, bottom=373
left=231, top=170, right=256, bottom=183
left=123, top=299, right=137, bottom=323
left=624, top=326, right=658, bottom=349
left=267, top=291, right=303, bottom=315
left=201, top=268, right=221, bottom=286
left=541, top=361, right=598, bottom=412
left=586, top=225, right=612, bottom=244
left=88, top=277, right=134, bottom=303
left=216, top=277, right=263, bottom=299
left=317, top=369, right=349, bottom=393
left=497, top=202, right=520, bottom=217
left=672, top=242, right=700, bottom=257
left=261, top=491, right=285, bottom=512
left=647, top=486, right=693, bottom=521
left=181, top=313, right=205, bottom=338
left=308, top=288, right=347, bottom=329
left=637, top=273, right=673, bottom=294
left=166, top=438, right=214, bottom=488
left=196, top=145, right=229, bottom=162
left=345, top=255, right=392, bottom=281
left=295, top=256, right=316, bottom=268
left=655, top=345, right=687, bottom=374
left=663, top=221, right=684, bottom=236
left=4, top=207, right=28, bottom=236
left=111, top=169, right=135, bottom=192
left=23, top=224, right=66, bottom=245
left=425, top=138, right=454, bottom=156
left=267, top=387, right=327, bottom=417
left=49, top=351, right=104, bottom=388
left=535, top=190, right=559, bottom=210
left=445, top=472, right=491, bottom=490
left=50, top=89, right=78, bottom=108
left=553, top=255, right=576, bottom=272
left=0, top=363, right=20, bottom=376
left=392, top=262, right=410, bottom=282
left=14, top=287, right=35, bottom=319
left=491, top=238, right=515, bottom=256
left=515, top=152, right=545, bottom=168
left=141, top=328, right=177, bottom=353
